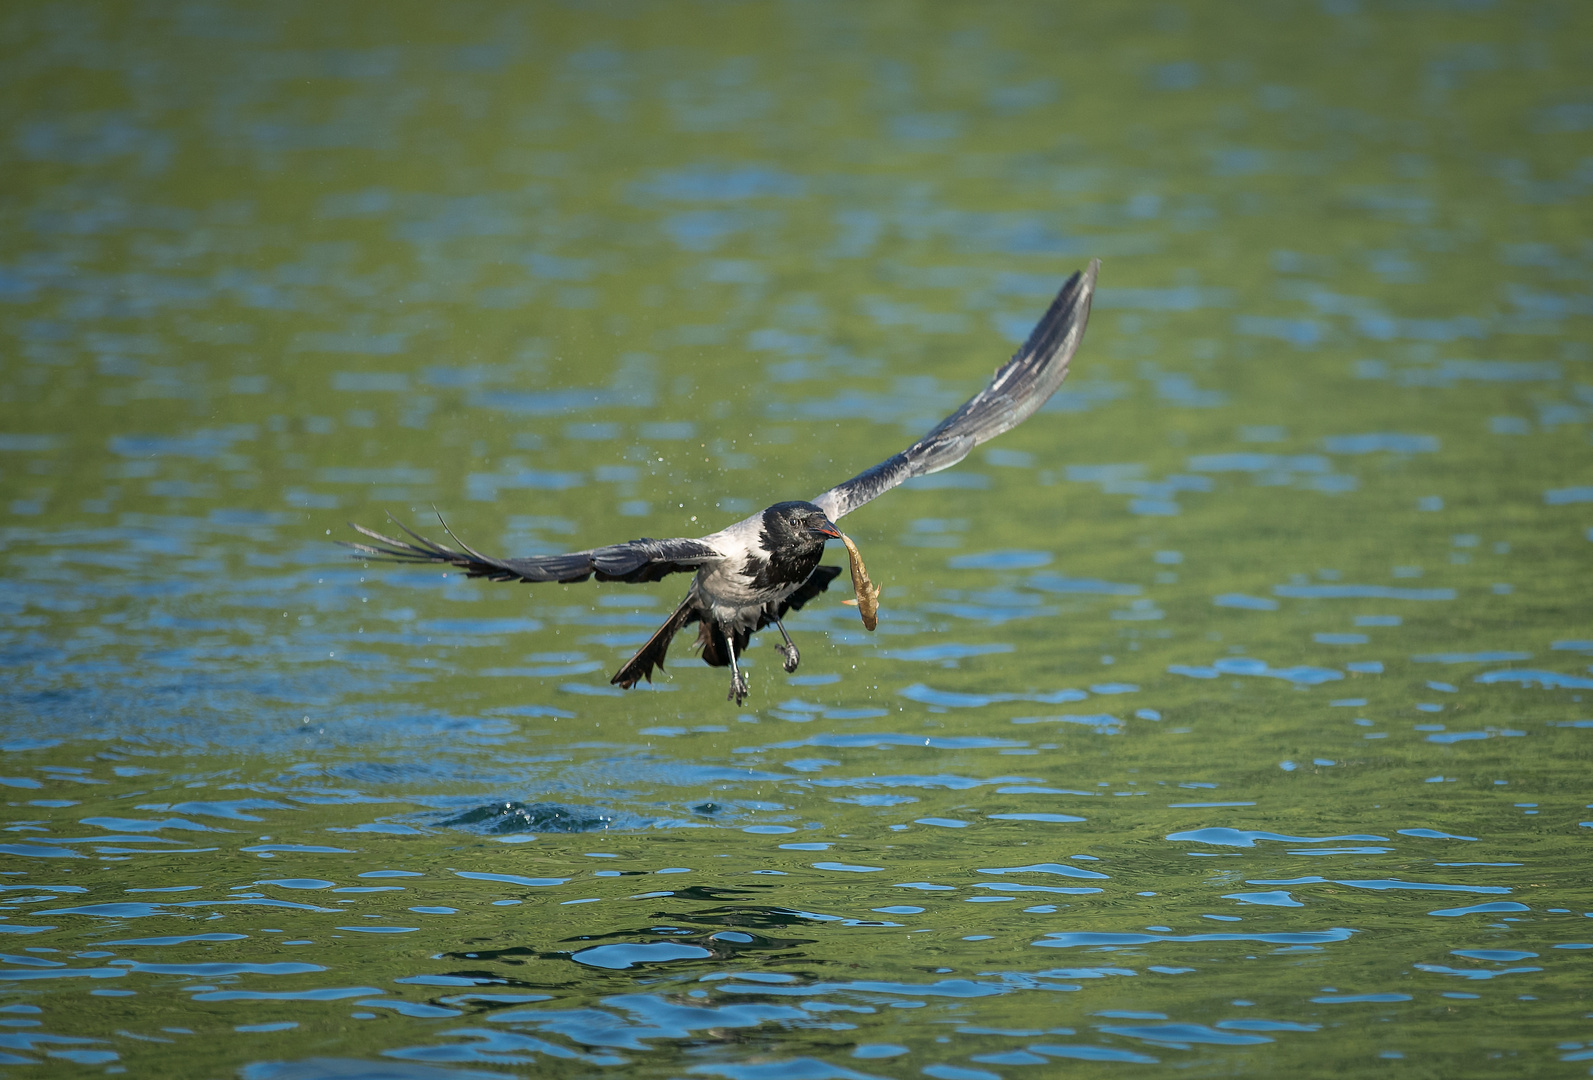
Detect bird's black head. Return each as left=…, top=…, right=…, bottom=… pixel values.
left=760, top=501, right=842, bottom=551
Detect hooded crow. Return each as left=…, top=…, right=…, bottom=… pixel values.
left=346, top=258, right=1098, bottom=704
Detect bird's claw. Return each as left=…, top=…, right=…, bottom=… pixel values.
left=728, top=671, right=750, bottom=705
left=777, top=642, right=800, bottom=674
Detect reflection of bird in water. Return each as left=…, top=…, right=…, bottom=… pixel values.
left=347, top=259, right=1098, bottom=704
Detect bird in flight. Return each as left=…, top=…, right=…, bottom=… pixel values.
left=347, top=259, right=1098, bottom=704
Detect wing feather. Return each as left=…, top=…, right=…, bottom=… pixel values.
left=812, top=258, right=1098, bottom=521
left=343, top=514, right=720, bottom=585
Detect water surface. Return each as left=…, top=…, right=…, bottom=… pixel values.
left=3, top=3, right=1592, bottom=1077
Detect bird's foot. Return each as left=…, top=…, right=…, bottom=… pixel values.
left=777, top=642, right=800, bottom=674
left=727, top=670, right=750, bottom=705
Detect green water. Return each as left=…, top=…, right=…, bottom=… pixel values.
left=2, top=2, right=1592, bottom=1077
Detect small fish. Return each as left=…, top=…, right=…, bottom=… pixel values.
left=839, top=533, right=881, bottom=631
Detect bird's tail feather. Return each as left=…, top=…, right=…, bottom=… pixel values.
left=611, top=594, right=698, bottom=688
left=695, top=620, right=751, bottom=669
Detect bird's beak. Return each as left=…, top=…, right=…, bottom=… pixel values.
left=815, top=519, right=842, bottom=539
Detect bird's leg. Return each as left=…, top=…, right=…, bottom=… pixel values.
left=773, top=618, right=800, bottom=674
left=725, top=631, right=750, bottom=705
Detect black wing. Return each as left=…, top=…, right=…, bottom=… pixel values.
left=812, top=259, right=1098, bottom=522
left=343, top=515, right=721, bottom=585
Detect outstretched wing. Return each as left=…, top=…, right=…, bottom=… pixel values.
left=812, top=258, right=1098, bottom=522
left=343, top=515, right=721, bottom=585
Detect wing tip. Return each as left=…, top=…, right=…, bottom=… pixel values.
left=1020, top=256, right=1098, bottom=361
